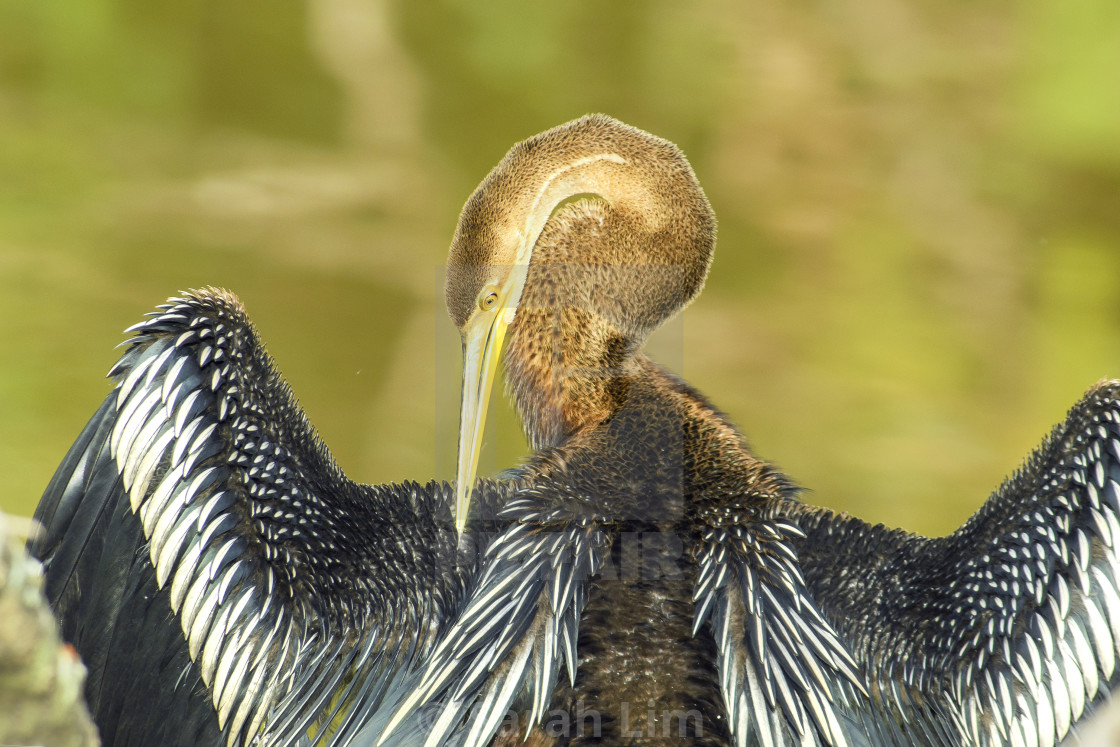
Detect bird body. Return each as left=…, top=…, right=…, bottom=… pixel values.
left=29, top=114, right=1120, bottom=747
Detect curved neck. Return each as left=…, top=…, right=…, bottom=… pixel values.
left=504, top=306, right=639, bottom=450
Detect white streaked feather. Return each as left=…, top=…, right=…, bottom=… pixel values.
left=202, top=530, right=241, bottom=582
left=149, top=464, right=217, bottom=536
left=159, top=352, right=191, bottom=403
left=97, top=293, right=372, bottom=747
left=1104, top=507, right=1120, bottom=564
left=262, top=619, right=299, bottom=735
left=169, top=414, right=206, bottom=467
left=1046, top=655, right=1070, bottom=738
left=194, top=490, right=235, bottom=534
left=172, top=328, right=197, bottom=349
left=217, top=630, right=257, bottom=730
left=993, top=669, right=1012, bottom=740
left=152, top=499, right=206, bottom=588
left=446, top=566, right=522, bottom=630
left=1008, top=715, right=1026, bottom=747
left=169, top=510, right=231, bottom=611
left=464, top=640, right=533, bottom=747
left=184, top=466, right=222, bottom=512
left=240, top=642, right=288, bottom=737
left=140, top=461, right=187, bottom=533
left=227, top=643, right=270, bottom=743
left=1066, top=616, right=1098, bottom=698
left=173, top=388, right=206, bottom=437
left=112, top=386, right=162, bottom=467
left=1057, top=638, right=1085, bottom=723
left=211, top=590, right=255, bottom=704
left=804, top=681, right=846, bottom=747
left=988, top=714, right=1004, bottom=747
left=247, top=610, right=283, bottom=674
left=142, top=344, right=178, bottom=391
left=964, top=692, right=981, bottom=744
left=1081, top=593, right=1115, bottom=680
left=212, top=625, right=247, bottom=729
left=1035, top=685, right=1055, bottom=747
left=531, top=620, right=556, bottom=726
left=1090, top=507, right=1113, bottom=548
left=200, top=592, right=239, bottom=684
left=169, top=534, right=206, bottom=612
left=560, top=614, right=578, bottom=686
left=131, top=421, right=175, bottom=501
left=1035, top=615, right=1056, bottom=661
left=1050, top=580, right=1069, bottom=639
left=180, top=536, right=230, bottom=635
left=215, top=560, right=248, bottom=610
left=122, top=403, right=171, bottom=490
left=734, top=692, right=748, bottom=747
left=186, top=576, right=227, bottom=662
left=146, top=479, right=194, bottom=548
left=1017, top=634, right=1042, bottom=702
left=177, top=513, right=238, bottom=600
left=744, top=654, right=776, bottom=747
left=769, top=642, right=808, bottom=736
left=115, top=349, right=158, bottom=409
left=422, top=697, right=467, bottom=747
left=377, top=509, right=604, bottom=747
left=380, top=676, right=440, bottom=737
left=117, top=388, right=165, bottom=480
left=454, top=645, right=502, bottom=702
left=181, top=423, right=219, bottom=475
left=450, top=598, right=520, bottom=662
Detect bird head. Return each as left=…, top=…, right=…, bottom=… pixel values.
left=445, top=114, right=715, bottom=534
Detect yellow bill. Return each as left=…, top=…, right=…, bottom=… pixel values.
left=454, top=298, right=512, bottom=535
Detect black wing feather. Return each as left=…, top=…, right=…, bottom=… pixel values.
left=32, top=392, right=222, bottom=746
left=30, top=288, right=472, bottom=746
left=790, top=379, right=1120, bottom=746
left=368, top=482, right=610, bottom=747
left=692, top=514, right=871, bottom=747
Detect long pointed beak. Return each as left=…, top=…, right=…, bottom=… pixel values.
left=454, top=308, right=511, bottom=535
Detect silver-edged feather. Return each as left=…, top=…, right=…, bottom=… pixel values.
left=370, top=484, right=610, bottom=747
left=789, top=380, right=1120, bottom=747
left=694, top=517, right=868, bottom=747
left=96, top=288, right=456, bottom=746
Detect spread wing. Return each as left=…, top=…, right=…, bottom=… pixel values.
left=790, top=379, right=1120, bottom=746
left=693, top=513, right=874, bottom=747
left=30, top=288, right=470, bottom=747
left=367, top=482, right=611, bottom=747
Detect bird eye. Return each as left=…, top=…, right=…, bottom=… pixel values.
left=477, top=287, right=500, bottom=312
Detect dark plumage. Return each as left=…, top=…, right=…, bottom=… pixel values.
left=30, top=289, right=509, bottom=745
left=30, top=114, right=1120, bottom=747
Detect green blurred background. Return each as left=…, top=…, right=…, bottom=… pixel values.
left=2, top=0, right=1119, bottom=535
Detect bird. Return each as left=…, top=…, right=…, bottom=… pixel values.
left=28, top=113, right=1120, bottom=747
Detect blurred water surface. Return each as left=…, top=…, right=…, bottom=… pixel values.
left=2, top=0, right=1119, bottom=535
